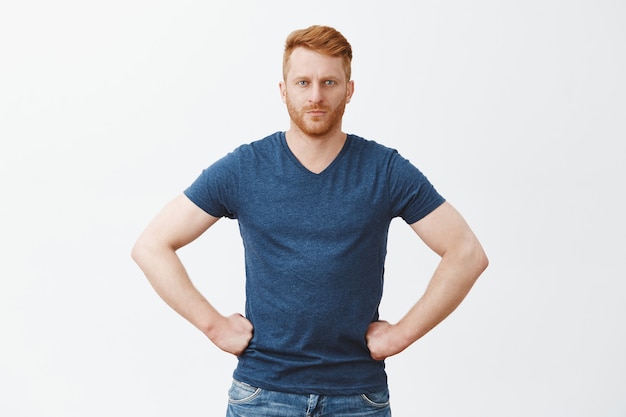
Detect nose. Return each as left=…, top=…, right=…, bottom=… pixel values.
left=308, top=83, right=323, bottom=104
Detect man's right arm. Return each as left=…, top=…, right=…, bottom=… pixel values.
left=131, top=193, right=253, bottom=356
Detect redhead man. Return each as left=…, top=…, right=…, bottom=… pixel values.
left=132, top=25, right=488, bottom=417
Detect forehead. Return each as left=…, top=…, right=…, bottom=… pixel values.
left=285, top=47, right=347, bottom=80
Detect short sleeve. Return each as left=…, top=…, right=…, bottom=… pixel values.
left=387, top=152, right=445, bottom=224
left=183, top=151, right=239, bottom=219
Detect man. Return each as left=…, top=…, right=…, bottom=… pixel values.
left=132, top=25, right=488, bottom=417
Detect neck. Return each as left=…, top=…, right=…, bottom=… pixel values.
left=285, top=128, right=347, bottom=174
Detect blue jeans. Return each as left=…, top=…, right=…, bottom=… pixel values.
left=226, top=379, right=392, bottom=417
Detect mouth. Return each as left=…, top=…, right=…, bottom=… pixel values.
left=306, top=108, right=326, bottom=116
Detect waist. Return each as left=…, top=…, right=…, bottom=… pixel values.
left=233, top=349, right=387, bottom=395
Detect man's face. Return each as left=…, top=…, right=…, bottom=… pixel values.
left=280, top=47, right=354, bottom=137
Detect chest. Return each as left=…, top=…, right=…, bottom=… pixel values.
left=237, top=165, right=390, bottom=239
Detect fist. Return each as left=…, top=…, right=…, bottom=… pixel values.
left=212, top=313, right=254, bottom=356
left=365, top=320, right=405, bottom=361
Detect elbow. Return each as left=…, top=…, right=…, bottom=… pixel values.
left=453, top=239, right=488, bottom=282
left=131, top=233, right=176, bottom=270
left=478, top=249, right=489, bottom=274
left=130, top=239, right=144, bottom=266
left=130, top=236, right=151, bottom=268
left=471, top=243, right=489, bottom=278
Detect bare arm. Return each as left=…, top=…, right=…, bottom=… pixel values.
left=131, top=193, right=253, bottom=355
left=366, top=201, right=488, bottom=360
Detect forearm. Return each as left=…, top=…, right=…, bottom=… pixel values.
left=367, top=242, right=487, bottom=360
left=397, top=248, right=486, bottom=345
left=131, top=242, right=223, bottom=339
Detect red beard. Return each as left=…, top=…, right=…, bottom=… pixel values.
left=286, top=98, right=347, bottom=137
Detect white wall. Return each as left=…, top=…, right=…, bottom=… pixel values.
left=1, top=1, right=624, bottom=416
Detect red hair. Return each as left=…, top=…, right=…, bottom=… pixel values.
left=283, top=25, right=353, bottom=81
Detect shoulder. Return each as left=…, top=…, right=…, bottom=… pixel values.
left=346, top=134, right=436, bottom=186
left=347, top=134, right=399, bottom=157
left=346, top=134, right=404, bottom=168
left=348, top=134, right=395, bottom=153
left=206, top=132, right=283, bottom=170
left=235, top=131, right=283, bottom=157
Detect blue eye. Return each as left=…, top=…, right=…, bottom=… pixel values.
left=297, top=81, right=308, bottom=86
left=324, top=80, right=336, bottom=85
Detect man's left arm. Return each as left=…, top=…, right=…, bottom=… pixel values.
left=366, top=201, right=489, bottom=360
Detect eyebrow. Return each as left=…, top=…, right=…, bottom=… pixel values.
left=292, top=74, right=342, bottom=81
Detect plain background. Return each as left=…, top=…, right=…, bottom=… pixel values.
left=1, top=1, right=625, bottom=416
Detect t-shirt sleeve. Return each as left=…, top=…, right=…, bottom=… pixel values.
left=387, top=151, right=445, bottom=224
left=183, top=151, right=239, bottom=219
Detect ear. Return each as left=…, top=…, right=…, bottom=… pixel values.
left=345, top=80, right=355, bottom=104
left=279, top=81, right=287, bottom=103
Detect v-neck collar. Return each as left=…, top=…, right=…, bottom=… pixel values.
left=280, top=131, right=352, bottom=176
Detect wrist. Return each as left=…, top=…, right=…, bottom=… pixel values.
left=393, top=320, right=419, bottom=352
left=200, top=309, right=227, bottom=341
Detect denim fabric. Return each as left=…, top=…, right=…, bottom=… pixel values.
left=226, top=379, right=391, bottom=417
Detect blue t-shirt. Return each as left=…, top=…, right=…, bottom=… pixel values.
left=184, top=131, right=445, bottom=395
